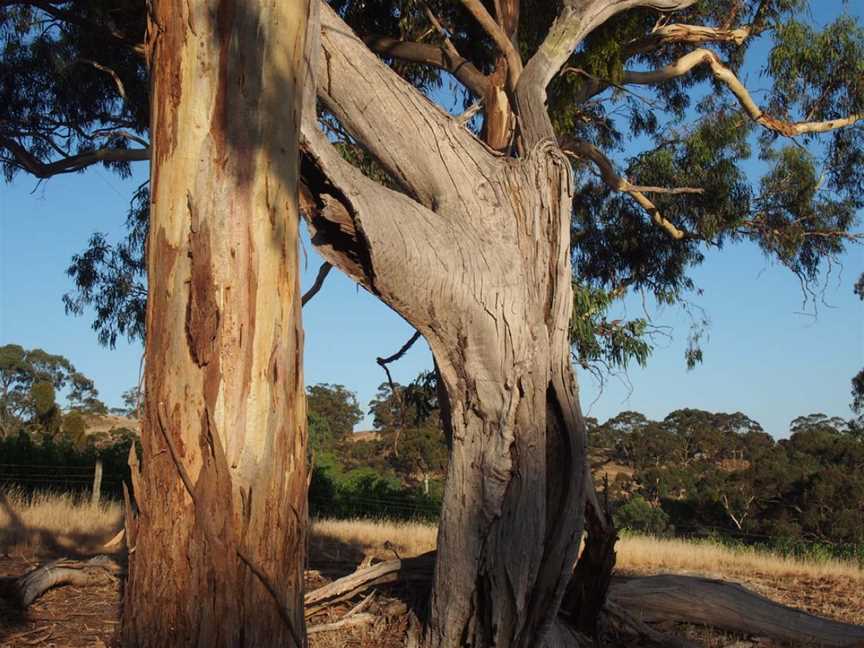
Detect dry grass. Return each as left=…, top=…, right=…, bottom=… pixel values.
left=1, top=493, right=863, bottom=646
left=616, top=533, right=862, bottom=581
left=0, top=487, right=122, bottom=555
left=311, top=518, right=437, bottom=564
left=311, top=518, right=862, bottom=581
left=2, top=489, right=860, bottom=582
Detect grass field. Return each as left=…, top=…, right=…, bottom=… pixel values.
left=2, top=488, right=862, bottom=647
left=3, top=487, right=861, bottom=582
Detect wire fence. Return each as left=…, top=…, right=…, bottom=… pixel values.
left=0, top=463, right=124, bottom=492
left=2, top=464, right=860, bottom=561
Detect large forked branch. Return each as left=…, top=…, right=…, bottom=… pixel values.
left=364, top=36, right=489, bottom=97
left=299, top=122, right=463, bottom=330
left=317, top=2, right=492, bottom=210
left=0, top=136, right=149, bottom=178
left=515, top=0, right=698, bottom=143
left=460, top=0, right=522, bottom=90
left=563, top=138, right=690, bottom=240
left=623, top=48, right=863, bottom=136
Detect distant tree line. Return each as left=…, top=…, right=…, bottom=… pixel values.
left=3, top=342, right=861, bottom=558
left=307, top=376, right=445, bottom=520
left=305, top=376, right=863, bottom=561
left=0, top=343, right=139, bottom=497
left=587, top=409, right=863, bottom=559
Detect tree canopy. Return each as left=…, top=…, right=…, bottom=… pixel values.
left=3, top=0, right=859, bottom=373
left=0, top=343, right=107, bottom=438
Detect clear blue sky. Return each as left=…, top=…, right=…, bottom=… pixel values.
left=1, top=4, right=862, bottom=439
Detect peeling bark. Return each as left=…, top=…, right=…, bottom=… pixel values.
left=302, top=112, right=589, bottom=646
left=123, top=1, right=310, bottom=646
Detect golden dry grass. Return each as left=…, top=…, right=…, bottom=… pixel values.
left=3, top=487, right=858, bottom=583
left=1, top=493, right=862, bottom=646
left=0, top=487, right=122, bottom=554
left=310, top=517, right=863, bottom=582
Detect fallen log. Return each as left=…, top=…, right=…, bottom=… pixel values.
left=16, top=555, right=122, bottom=606
left=306, top=612, right=376, bottom=634
left=609, top=574, right=864, bottom=648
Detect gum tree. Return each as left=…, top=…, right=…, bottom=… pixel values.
left=2, top=1, right=312, bottom=645
left=297, top=2, right=862, bottom=645
left=2, top=1, right=862, bottom=646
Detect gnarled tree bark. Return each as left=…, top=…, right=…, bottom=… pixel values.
left=302, top=10, right=591, bottom=645
left=297, top=0, right=863, bottom=646
left=122, top=1, right=310, bottom=646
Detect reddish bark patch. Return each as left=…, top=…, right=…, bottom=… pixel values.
left=185, top=199, right=220, bottom=368
left=151, top=0, right=186, bottom=166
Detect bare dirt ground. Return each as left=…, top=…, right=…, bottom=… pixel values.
left=1, top=546, right=862, bottom=647
left=0, top=514, right=862, bottom=647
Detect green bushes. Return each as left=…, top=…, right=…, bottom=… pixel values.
left=0, top=428, right=139, bottom=499
left=309, top=461, right=441, bottom=521
left=613, top=496, right=671, bottom=536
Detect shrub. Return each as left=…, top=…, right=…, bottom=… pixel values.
left=614, top=496, right=671, bottom=535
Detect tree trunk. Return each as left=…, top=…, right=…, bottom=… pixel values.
left=300, top=9, right=596, bottom=645
left=301, top=127, right=588, bottom=648
left=423, top=149, right=588, bottom=648
left=123, top=2, right=310, bottom=646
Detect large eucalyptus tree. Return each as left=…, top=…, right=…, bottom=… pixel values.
left=2, top=0, right=862, bottom=646
left=3, top=1, right=312, bottom=645
left=297, top=2, right=862, bottom=646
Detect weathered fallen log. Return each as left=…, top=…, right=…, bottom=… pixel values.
left=306, top=612, right=377, bottom=634
left=16, top=555, right=122, bottom=606
left=609, top=574, right=864, bottom=648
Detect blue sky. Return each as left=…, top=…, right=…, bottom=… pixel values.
left=1, top=4, right=862, bottom=439
left=2, top=164, right=860, bottom=439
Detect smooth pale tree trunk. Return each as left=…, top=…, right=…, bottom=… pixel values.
left=123, top=1, right=309, bottom=646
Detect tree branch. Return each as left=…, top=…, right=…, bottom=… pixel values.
left=525, top=0, right=700, bottom=90
left=299, top=123, right=461, bottom=327
left=0, top=136, right=149, bottom=179
left=622, top=48, right=863, bottom=136
left=301, top=262, right=333, bottom=306
left=563, top=138, right=690, bottom=240
left=628, top=22, right=752, bottom=52
left=515, top=0, right=698, bottom=144
left=364, top=36, right=489, bottom=97
left=459, top=0, right=522, bottom=90
left=72, top=59, right=128, bottom=101
left=317, top=1, right=492, bottom=210
left=0, top=0, right=144, bottom=55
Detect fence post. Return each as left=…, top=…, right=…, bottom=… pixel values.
left=91, top=459, right=103, bottom=506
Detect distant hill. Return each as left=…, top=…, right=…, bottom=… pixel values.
left=83, top=414, right=140, bottom=436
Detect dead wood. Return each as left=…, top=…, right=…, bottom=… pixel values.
left=608, top=574, right=864, bottom=648
left=12, top=550, right=864, bottom=648
left=16, top=555, right=122, bottom=606
left=305, top=555, right=864, bottom=647
left=604, top=600, right=700, bottom=648
left=307, top=612, right=377, bottom=634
